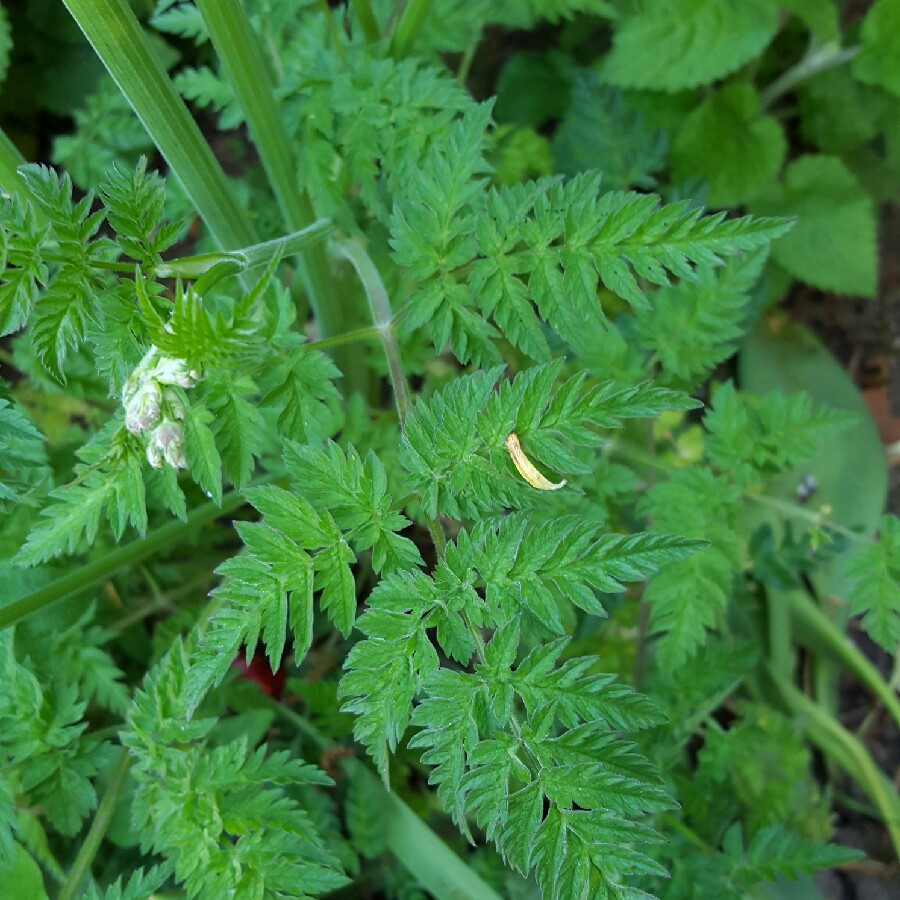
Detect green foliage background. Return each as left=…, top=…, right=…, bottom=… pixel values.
left=0, top=1, right=898, bottom=899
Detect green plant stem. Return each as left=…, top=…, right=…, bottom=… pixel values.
left=378, top=777, right=501, bottom=900
left=456, top=40, right=478, bottom=84
left=307, top=324, right=386, bottom=352
left=194, top=0, right=348, bottom=353
left=58, top=749, right=132, bottom=900
left=766, top=588, right=794, bottom=682
left=106, top=572, right=212, bottom=636
left=0, top=492, right=245, bottom=632
left=266, top=696, right=332, bottom=750
left=332, top=237, right=412, bottom=423
left=389, top=0, right=432, bottom=57
left=351, top=0, right=382, bottom=43
left=333, top=237, right=450, bottom=559
left=61, top=0, right=258, bottom=261
left=788, top=590, right=900, bottom=728
left=155, top=220, right=334, bottom=278
left=746, top=492, right=865, bottom=542
left=317, top=0, right=348, bottom=62
left=760, top=42, right=860, bottom=110
left=658, top=812, right=714, bottom=854
left=764, top=666, right=900, bottom=861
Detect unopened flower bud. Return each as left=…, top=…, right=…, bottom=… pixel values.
left=125, top=382, right=162, bottom=434
left=152, top=356, right=198, bottom=389
left=146, top=441, right=164, bottom=469
left=151, top=420, right=187, bottom=469
left=166, top=391, right=187, bottom=421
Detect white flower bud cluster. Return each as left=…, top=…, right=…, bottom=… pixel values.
left=122, top=348, right=200, bottom=470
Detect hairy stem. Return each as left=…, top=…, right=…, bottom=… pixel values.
left=0, top=492, right=245, bottom=632
left=58, top=750, right=132, bottom=900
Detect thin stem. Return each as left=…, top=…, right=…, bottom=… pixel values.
left=306, top=324, right=385, bottom=353
left=761, top=42, right=859, bottom=110
left=426, top=518, right=448, bottom=560
left=351, top=0, right=382, bottom=43
left=747, top=493, right=865, bottom=543
left=333, top=237, right=450, bottom=558
left=456, top=40, right=478, bottom=85
left=267, top=696, right=332, bottom=751
left=61, top=0, right=258, bottom=261
left=0, top=492, right=245, bottom=632
left=766, top=588, right=794, bottom=682
left=195, top=0, right=347, bottom=344
left=765, top=666, right=900, bottom=860
left=788, top=590, right=900, bottom=728
left=106, top=572, right=212, bottom=636
left=154, top=219, right=333, bottom=279
left=658, top=812, right=715, bottom=854
left=389, top=0, right=432, bottom=57
left=58, top=750, right=132, bottom=900
left=318, top=0, right=348, bottom=62
left=42, top=255, right=137, bottom=274
left=332, top=237, right=411, bottom=423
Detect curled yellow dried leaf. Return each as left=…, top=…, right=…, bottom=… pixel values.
left=505, top=432, right=567, bottom=491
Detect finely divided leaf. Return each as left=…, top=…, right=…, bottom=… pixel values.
left=846, top=515, right=900, bottom=650
left=402, top=362, right=697, bottom=519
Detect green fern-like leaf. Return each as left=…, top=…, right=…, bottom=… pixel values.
left=725, top=823, right=863, bottom=887
left=846, top=514, right=900, bottom=650
left=704, top=382, right=855, bottom=484
left=83, top=865, right=171, bottom=900
left=100, top=157, right=181, bottom=266
left=472, top=513, right=706, bottom=633
left=391, top=110, right=792, bottom=359
left=0, top=397, right=49, bottom=511
left=401, top=361, right=697, bottom=519
left=406, top=622, right=673, bottom=898
left=18, top=165, right=116, bottom=381
left=17, top=428, right=148, bottom=566
left=634, top=250, right=768, bottom=388
left=0, top=192, right=47, bottom=337
left=639, top=468, right=744, bottom=671
left=124, top=642, right=347, bottom=900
